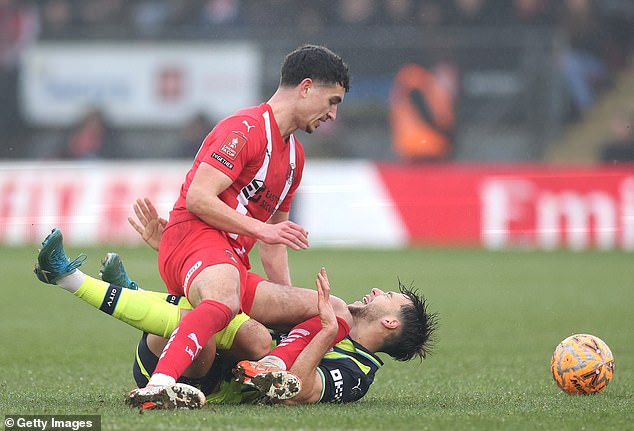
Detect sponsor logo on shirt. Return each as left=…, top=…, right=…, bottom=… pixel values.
left=330, top=369, right=344, bottom=402
left=241, top=178, right=265, bottom=203
left=211, top=152, right=234, bottom=169
left=219, top=132, right=247, bottom=160
left=239, top=179, right=283, bottom=213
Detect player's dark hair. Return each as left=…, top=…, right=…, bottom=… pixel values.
left=280, top=45, right=350, bottom=92
left=380, top=280, right=438, bottom=362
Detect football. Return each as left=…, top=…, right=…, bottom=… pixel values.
left=550, top=333, right=614, bottom=395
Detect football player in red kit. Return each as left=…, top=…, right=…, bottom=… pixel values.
left=135, top=45, right=351, bottom=402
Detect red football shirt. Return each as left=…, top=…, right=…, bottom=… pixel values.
left=167, top=103, right=305, bottom=260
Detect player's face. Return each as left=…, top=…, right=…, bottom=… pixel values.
left=301, top=82, right=345, bottom=134
left=348, top=288, right=411, bottom=317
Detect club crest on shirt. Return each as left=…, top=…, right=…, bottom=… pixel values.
left=219, top=132, right=247, bottom=160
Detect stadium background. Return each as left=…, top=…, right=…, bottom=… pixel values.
left=1, top=0, right=634, bottom=249
left=1, top=1, right=633, bottom=430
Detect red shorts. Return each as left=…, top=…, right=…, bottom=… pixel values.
left=158, top=218, right=264, bottom=315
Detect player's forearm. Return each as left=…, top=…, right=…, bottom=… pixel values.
left=285, top=326, right=338, bottom=404
left=259, top=241, right=291, bottom=285
left=187, top=193, right=265, bottom=239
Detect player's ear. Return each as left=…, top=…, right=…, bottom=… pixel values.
left=381, top=318, right=400, bottom=330
left=299, top=78, right=313, bottom=96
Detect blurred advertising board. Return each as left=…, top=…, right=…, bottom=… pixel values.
left=20, top=42, right=260, bottom=127
left=375, top=164, right=634, bottom=250
left=0, top=161, right=184, bottom=245
left=1, top=161, right=632, bottom=250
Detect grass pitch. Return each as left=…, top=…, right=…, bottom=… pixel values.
left=1, top=244, right=632, bottom=430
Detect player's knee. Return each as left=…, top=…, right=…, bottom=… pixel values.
left=251, top=329, right=273, bottom=359
left=230, top=319, right=272, bottom=360
left=241, top=319, right=273, bottom=359
left=146, top=333, right=168, bottom=356
left=216, top=297, right=240, bottom=317
left=188, top=265, right=241, bottom=314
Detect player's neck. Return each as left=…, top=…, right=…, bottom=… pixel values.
left=267, top=90, right=297, bottom=140
left=349, top=317, right=382, bottom=354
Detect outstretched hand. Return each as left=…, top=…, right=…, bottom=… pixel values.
left=128, top=198, right=167, bottom=251
left=283, top=266, right=339, bottom=405
left=315, top=267, right=337, bottom=332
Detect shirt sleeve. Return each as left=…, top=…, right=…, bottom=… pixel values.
left=199, top=116, right=264, bottom=181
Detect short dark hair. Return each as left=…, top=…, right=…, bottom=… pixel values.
left=280, top=45, right=350, bottom=92
left=379, top=280, right=439, bottom=362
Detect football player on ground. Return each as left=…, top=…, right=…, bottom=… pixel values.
left=116, top=261, right=434, bottom=406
